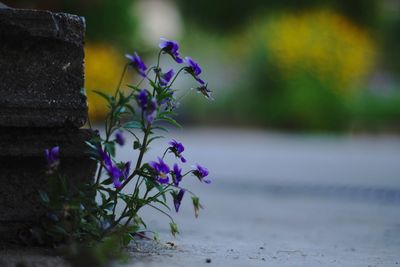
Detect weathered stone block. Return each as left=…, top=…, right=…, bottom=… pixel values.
left=0, top=128, right=98, bottom=241
left=0, top=7, right=87, bottom=127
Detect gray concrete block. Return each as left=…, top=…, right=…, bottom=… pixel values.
left=0, top=8, right=87, bottom=127
left=0, top=128, right=98, bottom=241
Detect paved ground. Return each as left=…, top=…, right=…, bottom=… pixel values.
left=2, top=128, right=400, bottom=266
left=121, top=128, right=400, bottom=267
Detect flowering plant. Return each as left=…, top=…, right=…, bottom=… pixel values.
left=37, top=39, right=212, bottom=248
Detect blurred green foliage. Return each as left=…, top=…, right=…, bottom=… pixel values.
left=59, top=0, right=137, bottom=48
left=174, top=0, right=378, bottom=32
left=181, top=8, right=400, bottom=132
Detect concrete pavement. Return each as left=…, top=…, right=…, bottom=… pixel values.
left=2, top=128, right=400, bottom=266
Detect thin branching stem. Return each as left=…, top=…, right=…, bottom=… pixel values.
left=147, top=203, right=175, bottom=224
left=167, top=67, right=186, bottom=89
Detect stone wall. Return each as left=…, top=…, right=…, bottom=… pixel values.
left=0, top=4, right=97, bottom=242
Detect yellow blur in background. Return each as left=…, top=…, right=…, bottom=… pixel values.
left=249, top=10, right=376, bottom=95
left=85, top=43, right=130, bottom=121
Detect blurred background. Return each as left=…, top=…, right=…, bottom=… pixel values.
left=3, top=1, right=400, bottom=265
left=5, top=0, right=400, bottom=133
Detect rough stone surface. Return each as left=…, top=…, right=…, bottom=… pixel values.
left=0, top=128, right=98, bottom=241
left=0, top=7, right=87, bottom=128
left=0, top=127, right=95, bottom=157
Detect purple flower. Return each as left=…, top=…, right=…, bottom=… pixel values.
left=159, top=38, right=184, bottom=63
left=136, top=89, right=148, bottom=110
left=172, top=189, right=185, bottom=212
left=98, top=146, right=123, bottom=189
left=122, top=161, right=131, bottom=179
left=160, top=69, right=175, bottom=86
left=136, top=90, right=158, bottom=124
left=146, top=98, right=158, bottom=124
left=98, top=146, right=111, bottom=165
left=169, top=139, right=186, bottom=163
left=125, top=52, right=147, bottom=77
left=45, top=146, right=60, bottom=169
left=184, top=57, right=205, bottom=85
left=192, top=164, right=211, bottom=184
left=115, top=131, right=125, bottom=146
left=108, top=165, right=123, bottom=189
left=172, top=163, right=183, bottom=186
left=196, top=84, right=213, bottom=99
left=149, top=157, right=170, bottom=184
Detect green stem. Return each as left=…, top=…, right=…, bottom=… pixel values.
left=113, top=122, right=152, bottom=194
left=167, top=67, right=186, bottom=89
left=95, top=64, right=129, bottom=186
left=153, top=50, right=163, bottom=96
left=136, top=66, right=156, bottom=88
left=161, top=148, right=169, bottom=159
left=115, top=63, right=128, bottom=98
left=147, top=203, right=175, bottom=224
left=145, top=184, right=172, bottom=203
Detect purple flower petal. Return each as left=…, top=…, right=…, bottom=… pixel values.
left=45, top=146, right=60, bottom=168
left=126, top=52, right=147, bottom=77
left=115, top=130, right=125, bottom=146
left=173, top=163, right=183, bottom=186
left=173, top=189, right=185, bottom=212
left=157, top=176, right=170, bottom=184
left=184, top=57, right=206, bottom=85
left=169, top=139, right=187, bottom=162
left=136, top=89, right=148, bottom=110
left=159, top=38, right=184, bottom=64
left=169, top=139, right=184, bottom=154
left=149, top=158, right=171, bottom=184
left=185, top=57, right=202, bottom=76
left=192, top=164, right=210, bottom=183
left=113, top=176, right=123, bottom=189
left=195, top=77, right=205, bottom=85
left=98, top=146, right=112, bottom=167
left=146, top=98, right=158, bottom=124
left=98, top=146, right=126, bottom=188
left=160, top=69, right=175, bottom=86
left=123, top=161, right=131, bottom=179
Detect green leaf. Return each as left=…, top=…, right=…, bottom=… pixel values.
left=170, top=222, right=179, bottom=237
left=124, top=104, right=136, bottom=115
left=84, top=141, right=98, bottom=151
left=121, top=232, right=133, bottom=246
left=127, top=84, right=141, bottom=92
left=52, top=225, right=68, bottom=236
left=153, top=232, right=160, bottom=242
left=134, top=216, right=147, bottom=229
left=126, top=224, right=140, bottom=233
left=104, top=142, right=116, bottom=157
left=133, top=141, right=141, bottom=150
left=114, top=106, right=126, bottom=116
left=104, top=202, right=115, bottom=211
left=123, top=121, right=143, bottom=130
left=147, top=136, right=164, bottom=145
left=156, top=116, right=182, bottom=128
left=153, top=199, right=171, bottom=211
left=192, top=196, right=203, bottom=218
left=38, top=190, right=49, bottom=204
left=145, top=178, right=156, bottom=192
left=93, top=90, right=112, bottom=103
left=101, top=178, right=113, bottom=186
left=155, top=183, right=167, bottom=202
left=152, top=126, right=169, bottom=132
left=159, top=110, right=177, bottom=117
